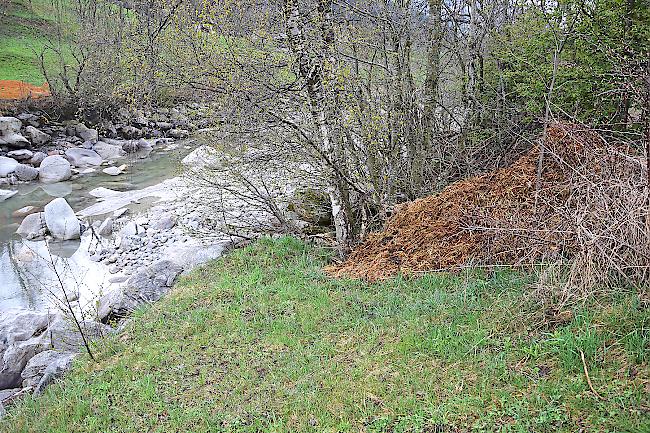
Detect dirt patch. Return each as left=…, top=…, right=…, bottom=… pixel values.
left=328, top=123, right=637, bottom=281
left=0, top=80, right=50, bottom=100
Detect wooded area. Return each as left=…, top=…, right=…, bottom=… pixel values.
left=32, top=0, right=650, bottom=284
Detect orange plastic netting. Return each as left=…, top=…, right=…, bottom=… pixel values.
left=0, top=80, right=51, bottom=100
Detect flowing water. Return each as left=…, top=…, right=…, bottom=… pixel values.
left=0, top=142, right=196, bottom=312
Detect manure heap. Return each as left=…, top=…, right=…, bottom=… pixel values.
left=329, top=123, right=638, bottom=281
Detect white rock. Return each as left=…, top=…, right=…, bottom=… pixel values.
left=0, top=189, right=17, bottom=202
left=24, top=126, right=51, bottom=145
left=44, top=198, right=80, bottom=240
left=0, top=117, right=21, bottom=135
left=65, top=148, right=103, bottom=166
left=0, top=156, right=18, bottom=176
left=29, top=151, right=47, bottom=166
left=93, top=141, right=125, bottom=160
left=181, top=145, right=219, bottom=168
left=102, top=164, right=127, bottom=176
left=73, top=123, right=98, bottom=142
left=15, top=163, right=39, bottom=181
left=12, top=205, right=37, bottom=217
left=39, top=156, right=72, bottom=183
left=7, top=149, right=33, bottom=160
left=16, top=212, right=47, bottom=239
left=98, top=217, right=113, bottom=236
left=0, top=133, right=30, bottom=148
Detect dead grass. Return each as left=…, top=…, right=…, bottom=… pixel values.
left=329, top=123, right=650, bottom=298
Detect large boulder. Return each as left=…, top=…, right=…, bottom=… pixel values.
left=39, top=156, right=72, bottom=183
left=0, top=117, right=29, bottom=148
left=0, top=157, right=18, bottom=177
left=0, top=310, right=111, bottom=390
left=24, top=126, right=51, bottom=146
left=21, top=350, right=77, bottom=391
left=93, top=141, right=125, bottom=160
left=16, top=212, right=47, bottom=240
left=14, top=164, right=39, bottom=182
left=97, top=260, right=182, bottom=321
left=44, top=198, right=80, bottom=240
left=0, top=310, right=54, bottom=389
left=0, top=134, right=30, bottom=148
left=0, top=117, right=21, bottom=135
left=181, top=145, right=220, bottom=169
left=64, top=148, right=103, bottom=167
left=29, top=151, right=47, bottom=167
left=7, top=149, right=33, bottom=161
left=72, top=123, right=98, bottom=142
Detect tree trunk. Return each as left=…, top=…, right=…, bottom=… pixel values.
left=283, top=0, right=353, bottom=253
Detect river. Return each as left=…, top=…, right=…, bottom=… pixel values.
left=0, top=142, right=195, bottom=312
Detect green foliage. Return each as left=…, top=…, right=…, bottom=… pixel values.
left=488, top=0, right=650, bottom=127
left=1, top=238, right=647, bottom=432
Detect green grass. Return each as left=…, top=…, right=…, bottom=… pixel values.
left=0, top=0, right=68, bottom=84
left=1, top=237, right=648, bottom=432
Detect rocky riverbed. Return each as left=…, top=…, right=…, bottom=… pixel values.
left=0, top=105, right=331, bottom=414
left=0, top=105, right=231, bottom=411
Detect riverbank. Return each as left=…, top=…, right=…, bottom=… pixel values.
left=1, top=237, right=648, bottom=432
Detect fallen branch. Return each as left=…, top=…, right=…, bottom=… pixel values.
left=580, top=350, right=603, bottom=400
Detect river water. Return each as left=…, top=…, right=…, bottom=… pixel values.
left=0, top=142, right=195, bottom=312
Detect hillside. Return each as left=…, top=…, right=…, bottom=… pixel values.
left=0, top=0, right=63, bottom=84
left=1, top=238, right=647, bottom=432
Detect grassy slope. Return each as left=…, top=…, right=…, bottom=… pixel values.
left=0, top=0, right=62, bottom=84
left=1, top=238, right=648, bottom=432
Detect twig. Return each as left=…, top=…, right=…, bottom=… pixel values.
left=580, top=350, right=602, bottom=400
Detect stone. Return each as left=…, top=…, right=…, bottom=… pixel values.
left=0, top=189, right=17, bottom=202
left=0, top=309, right=112, bottom=390
left=93, top=141, right=125, bottom=160
left=34, top=352, right=77, bottom=395
left=152, top=214, right=177, bottom=230
left=12, top=206, right=37, bottom=218
left=73, top=123, right=98, bottom=142
left=64, top=148, right=103, bottom=166
left=98, top=217, right=113, bottom=236
left=97, top=260, right=182, bottom=321
left=0, top=133, right=30, bottom=148
left=181, top=145, right=219, bottom=168
left=119, top=221, right=141, bottom=238
left=120, top=125, right=142, bottom=139
left=0, top=310, right=54, bottom=389
left=121, top=140, right=139, bottom=153
left=44, top=198, right=80, bottom=240
left=102, top=164, right=127, bottom=176
left=16, top=212, right=47, bottom=239
left=0, top=117, right=21, bottom=135
left=0, top=388, right=21, bottom=405
left=155, top=121, right=173, bottom=130
left=168, top=128, right=189, bottom=139
left=7, top=149, right=33, bottom=161
left=113, top=208, right=129, bottom=218
left=21, top=350, right=76, bottom=389
left=0, top=156, right=18, bottom=176
left=0, top=117, right=29, bottom=148
left=14, top=164, right=39, bottom=181
left=39, top=156, right=72, bottom=183
left=24, top=126, right=51, bottom=145
left=29, top=151, right=47, bottom=167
